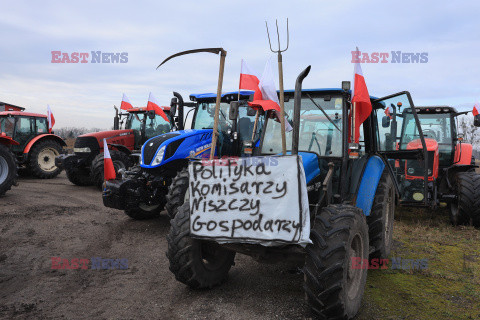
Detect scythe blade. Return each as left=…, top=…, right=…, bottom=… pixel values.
left=157, top=48, right=226, bottom=69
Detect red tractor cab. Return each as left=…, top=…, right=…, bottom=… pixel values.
left=0, top=110, right=66, bottom=178
left=378, top=104, right=480, bottom=227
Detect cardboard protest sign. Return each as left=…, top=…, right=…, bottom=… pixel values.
left=188, top=156, right=311, bottom=246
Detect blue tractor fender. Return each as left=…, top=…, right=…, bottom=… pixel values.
left=298, top=152, right=321, bottom=184
left=355, top=155, right=385, bottom=216
left=141, top=129, right=215, bottom=168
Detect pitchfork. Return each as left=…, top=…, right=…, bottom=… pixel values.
left=266, top=19, right=289, bottom=155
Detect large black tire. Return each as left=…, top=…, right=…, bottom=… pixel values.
left=304, top=204, right=369, bottom=320
left=167, top=202, right=236, bottom=289
left=90, top=150, right=132, bottom=189
left=165, top=167, right=189, bottom=219
left=124, top=204, right=163, bottom=220
left=28, top=140, right=62, bottom=179
left=367, top=172, right=395, bottom=259
left=0, top=144, right=17, bottom=196
left=451, top=172, right=480, bottom=227
left=65, top=166, right=93, bottom=186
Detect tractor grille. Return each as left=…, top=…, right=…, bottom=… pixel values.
left=142, top=132, right=180, bottom=165
left=164, top=138, right=185, bottom=160
left=406, top=151, right=435, bottom=177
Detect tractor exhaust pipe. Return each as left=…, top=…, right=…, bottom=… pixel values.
left=292, top=66, right=311, bottom=155
left=172, top=92, right=184, bottom=130
left=113, top=105, right=120, bottom=130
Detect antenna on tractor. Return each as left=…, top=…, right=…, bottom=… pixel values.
left=265, top=18, right=289, bottom=155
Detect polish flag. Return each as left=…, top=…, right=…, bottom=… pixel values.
left=47, top=105, right=55, bottom=133
left=248, top=58, right=292, bottom=131
left=473, top=102, right=479, bottom=116
left=121, top=94, right=133, bottom=110
left=147, top=92, right=170, bottom=122
left=103, top=139, right=116, bottom=181
left=239, top=59, right=262, bottom=101
left=385, top=105, right=393, bottom=119
left=351, top=48, right=372, bottom=143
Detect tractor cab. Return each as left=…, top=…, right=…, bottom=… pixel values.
left=0, top=112, right=50, bottom=153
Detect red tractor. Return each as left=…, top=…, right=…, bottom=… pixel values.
left=0, top=133, right=19, bottom=196
left=56, top=93, right=187, bottom=188
left=378, top=103, right=480, bottom=227
left=0, top=110, right=66, bottom=179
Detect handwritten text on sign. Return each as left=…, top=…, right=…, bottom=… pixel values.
left=188, top=156, right=311, bottom=246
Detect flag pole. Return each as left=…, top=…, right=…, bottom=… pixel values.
left=210, top=50, right=227, bottom=160
left=251, top=110, right=260, bottom=141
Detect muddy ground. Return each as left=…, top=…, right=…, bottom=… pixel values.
left=0, top=173, right=478, bottom=319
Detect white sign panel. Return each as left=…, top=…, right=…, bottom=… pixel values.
left=188, top=156, right=311, bottom=246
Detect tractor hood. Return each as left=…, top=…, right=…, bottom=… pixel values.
left=141, top=129, right=213, bottom=168
left=79, top=129, right=133, bottom=141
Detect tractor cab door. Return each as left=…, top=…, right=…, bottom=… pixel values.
left=12, top=116, right=36, bottom=153
left=373, top=91, right=429, bottom=205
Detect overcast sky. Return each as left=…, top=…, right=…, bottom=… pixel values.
left=1, top=0, right=479, bottom=128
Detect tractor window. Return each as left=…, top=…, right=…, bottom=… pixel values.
left=193, top=103, right=232, bottom=132
left=36, top=118, right=48, bottom=134
left=0, top=116, right=15, bottom=137
left=145, top=114, right=171, bottom=140
left=14, top=116, right=36, bottom=147
left=261, top=95, right=343, bottom=157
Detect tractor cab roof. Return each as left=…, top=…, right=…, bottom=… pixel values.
left=190, top=88, right=378, bottom=103
left=0, top=111, right=47, bottom=118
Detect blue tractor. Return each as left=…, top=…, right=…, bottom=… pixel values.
left=102, top=91, right=266, bottom=219
left=165, top=66, right=428, bottom=319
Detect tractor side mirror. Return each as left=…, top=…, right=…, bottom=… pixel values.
left=170, top=97, right=178, bottom=117
left=474, top=114, right=480, bottom=127
left=229, top=101, right=239, bottom=120
left=247, top=107, right=257, bottom=117
left=382, top=116, right=390, bottom=128
left=148, top=110, right=155, bottom=119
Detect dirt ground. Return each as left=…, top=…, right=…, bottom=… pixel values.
left=0, top=173, right=479, bottom=320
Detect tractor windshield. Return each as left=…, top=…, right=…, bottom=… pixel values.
left=401, top=111, right=454, bottom=166
left=261, top=95, right=343, bottom=156
left=0, top=116, right=15, bottom=137
left=193, top=103, right=232, bottom=132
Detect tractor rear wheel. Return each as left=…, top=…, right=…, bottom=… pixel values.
left=165, top=167, right=189, bottom=219
left=90, top=150, right=131, bottom=189
left=167, top=202, right=236, bottom=289
left=367, top=171, right=395, bottom=258
left=451, top=172, right=480, bottom=227
left=28, top=140, right=62, bottom=179
left=0, top=144, right=17, bottom=196
left=304, top=204, right=369, bottom=319
left=65, top=166, right=93, bottom=186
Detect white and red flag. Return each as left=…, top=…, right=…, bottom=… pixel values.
left=248, top=58, right=292, bottom=131
left=351, top=48, right=372, bottom=143
left=121, top=94, right=133, bottom=110
left=239, top=59, right=262, bottom=100
left=47, top=105, right=55, bottom=133
left=103, top=139, right=116, bottom=181
left=147, top=92, right=170, bottom=122
left=473, top=102, right=479, bottom=116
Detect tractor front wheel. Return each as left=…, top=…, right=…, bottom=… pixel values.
left=451, top=172, right=480, bottom=227
left=0, top=144, right=17, bottom=196
left=90, top=150, right=131, bottom=189
left=367, top=171, right=395, bottom=258
left=167, top=202, right=236, bottom=289
left=304, top=204, right=369, bottom=319
left=165, top=167, right=189, bottom=219
left=65, top=166, right=93, bottom=186
left=28, top=140, right=62, bottom=179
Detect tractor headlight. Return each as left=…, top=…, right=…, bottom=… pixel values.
left=152, top=145, right=166, bottom=165
left=74, top=147, right=91, bottom=153
left=407, top=167, right=414, bottom=175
